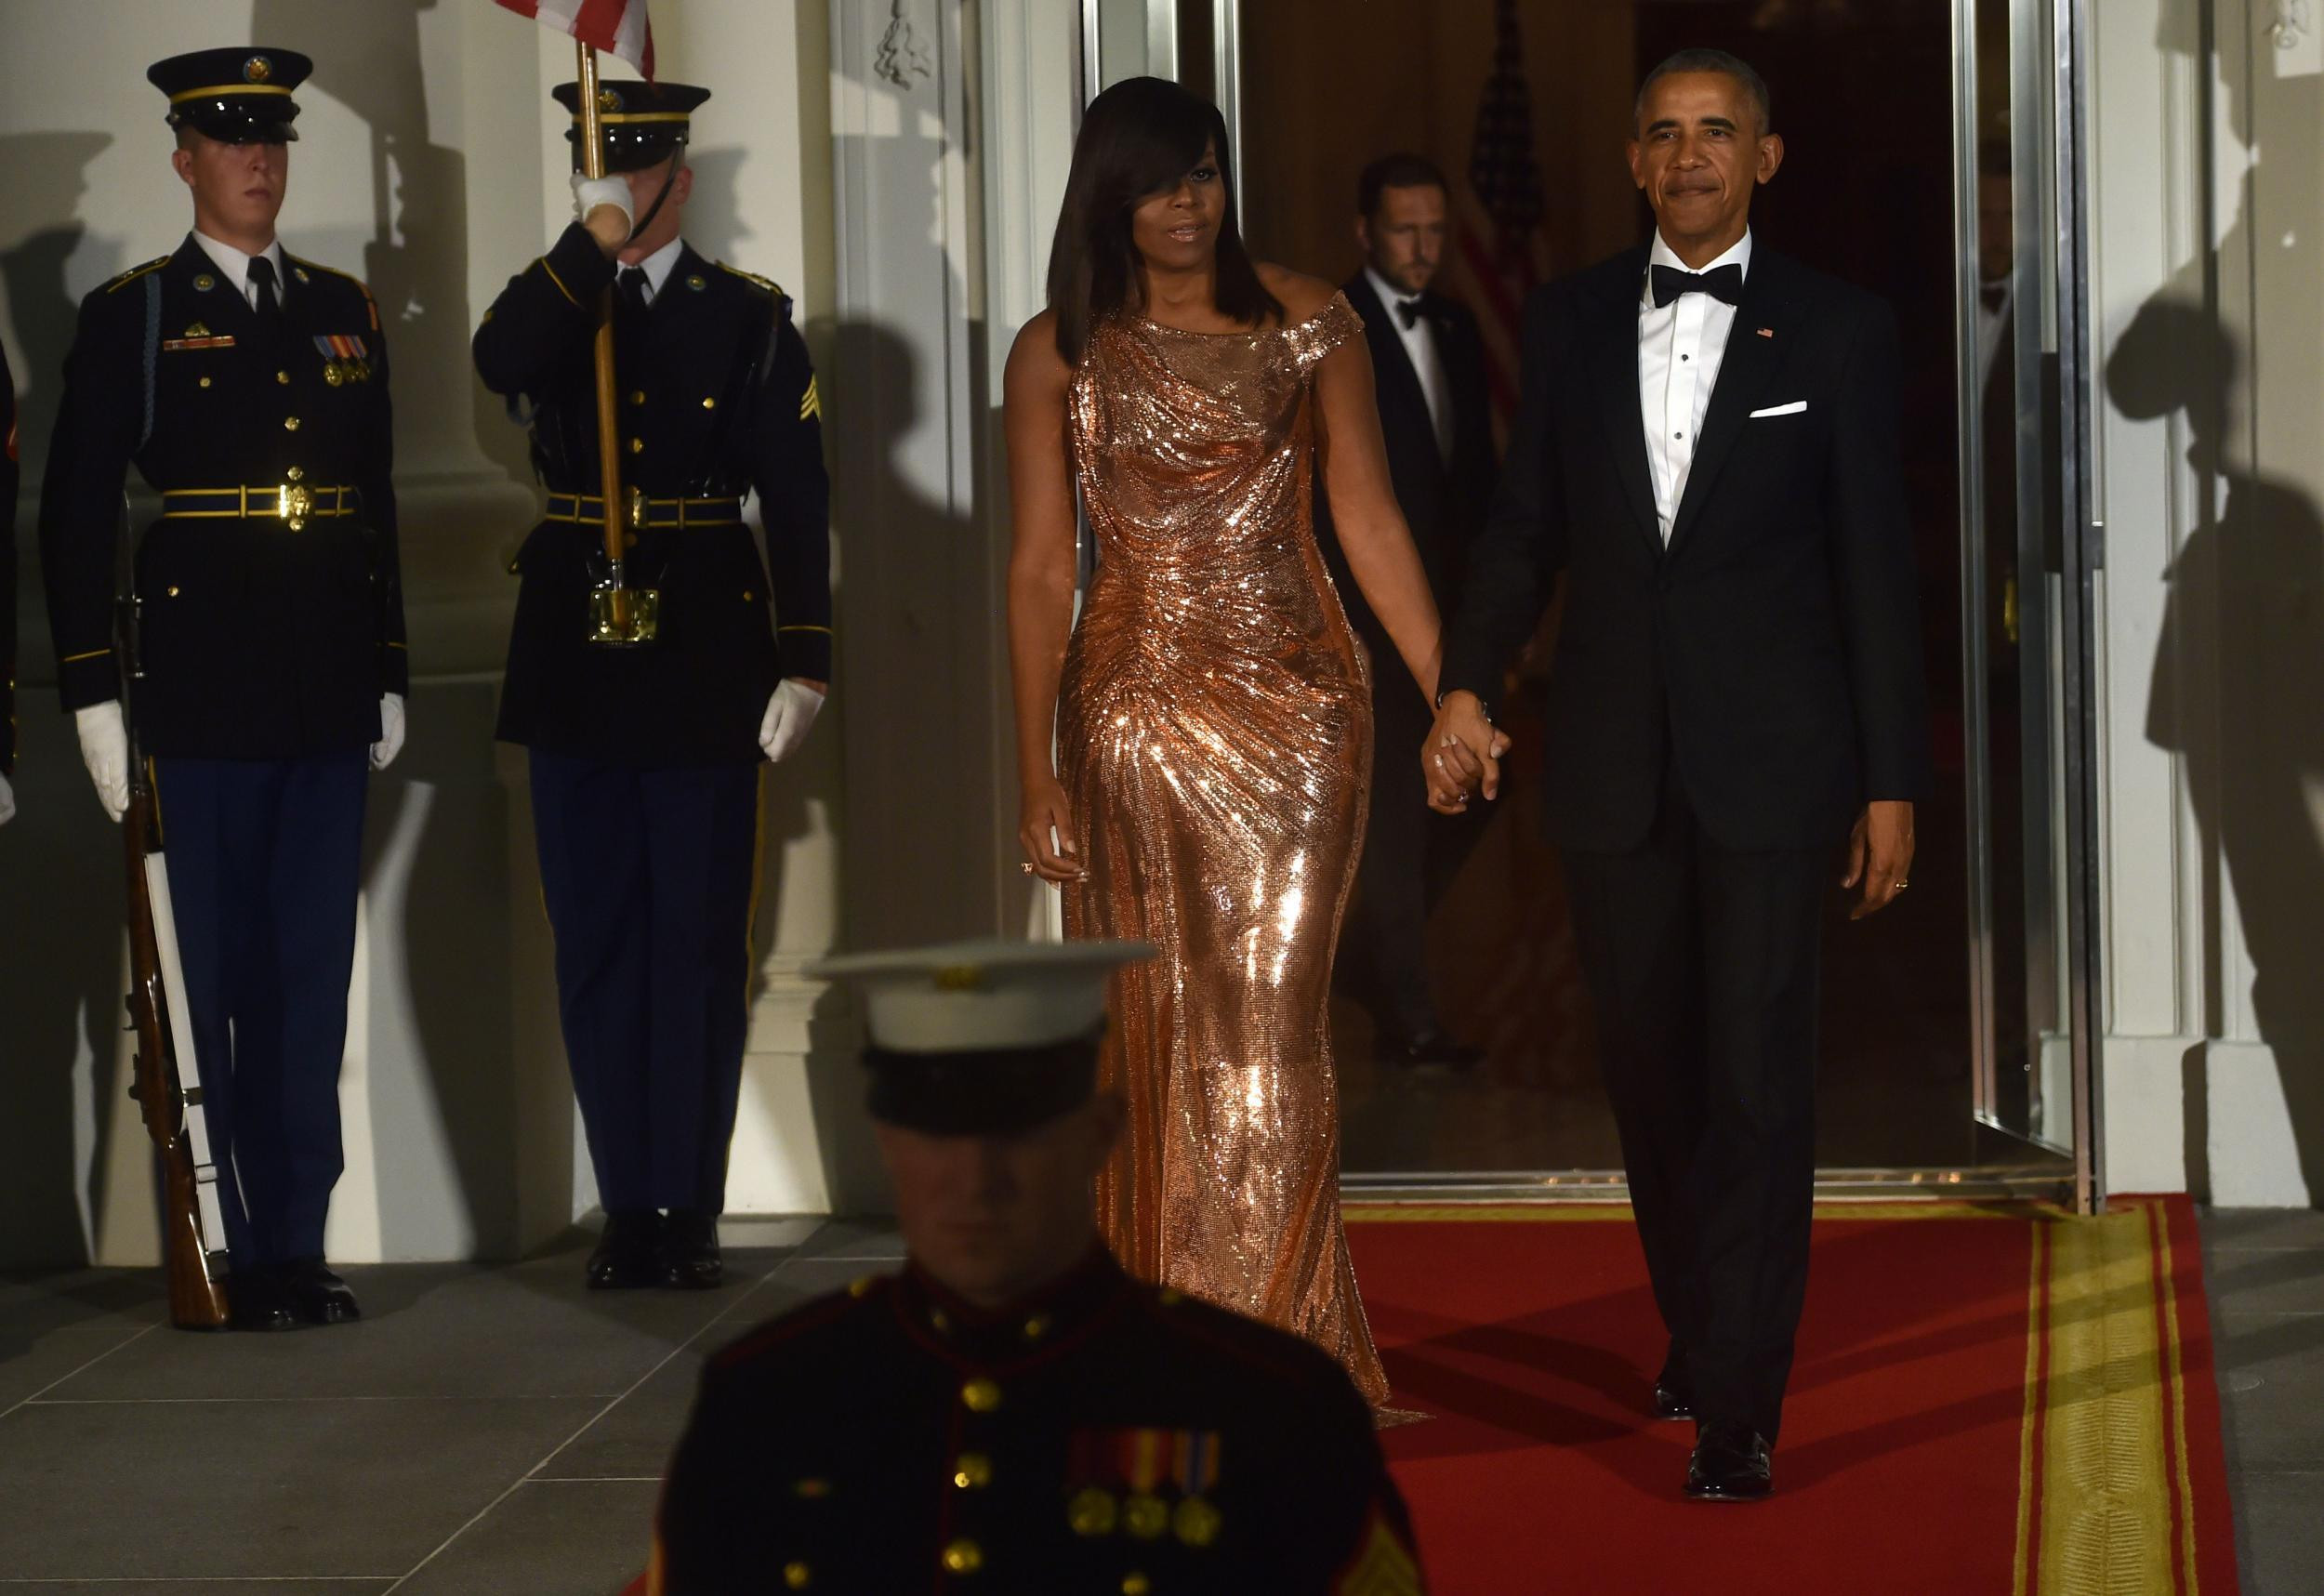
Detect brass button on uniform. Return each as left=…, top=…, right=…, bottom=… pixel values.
left=286, top=466, right=304, bottom=481
left=1023, top=1313, right=1052, bottom=1342
left=742, top=589, right=756, bottom=602
left=284, top=415, right=301, bottom=431
left=198, top=376, right=212, bottom=389
left=960, top=1378, right=1001, bottom=1413
left=1122, top=1576, right=1152, bottom=1596
left=166, top=586, right=180, bottom=598
left=940, top=1538, right=984, bottom=1575
left=629, top=389, right=646, bottom=405
left=277, top=370, right=290, bottom=384
left=628, top=437, right=643, bottom=454
left=784, top=1561, right=812, bottom=1589
left=952, top=1452, right=992, bottom=1489
left=702, top=395, right=717, bottom=409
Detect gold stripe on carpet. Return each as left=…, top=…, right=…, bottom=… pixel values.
left=2032, top=1203, right=2181, bottom=1596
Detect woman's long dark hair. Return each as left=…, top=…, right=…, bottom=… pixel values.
left=1045, top=76, right=1282, bottom=365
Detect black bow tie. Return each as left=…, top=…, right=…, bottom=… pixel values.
left=1393, top=297, right=1433, bottom=330
left=1649, top=262, right=1743, bottom=309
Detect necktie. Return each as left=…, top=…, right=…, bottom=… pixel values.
left=1649, top=261, right=1743, bottom=309
left=617, top=266, right=652, bottom=315
left=247, top=255, right=281, bottom=322
left=1393, top=297, right=1426, bottom=329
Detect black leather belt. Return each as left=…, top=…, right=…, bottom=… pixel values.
left=161, top=483, right=358, bottom=531
left=544, top=492, right=745, bottom=530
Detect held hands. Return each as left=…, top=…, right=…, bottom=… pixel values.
left=371, top=692, right=407, bottom=772
left=572, top=173, right=634, bottom=256
left=759, top=679, right=826, bottom=763
left=1018, top=772, right=1085, bottom=885
left=1422, top=691, right=1512, bottom=814
left=75, top=702, right=129, bottom=823
left=1842, top=799, right=1917, bottom=919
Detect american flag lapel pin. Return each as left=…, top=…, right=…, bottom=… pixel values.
left=1756, top=327, right=1775, bottom=338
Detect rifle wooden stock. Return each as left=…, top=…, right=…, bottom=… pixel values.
left=123, top=787, right=230, bottom=1330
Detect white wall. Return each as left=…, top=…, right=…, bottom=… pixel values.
left=2092, top=0, right=2324, bottom=1207
left=0, top=0, right=881, bottom=1266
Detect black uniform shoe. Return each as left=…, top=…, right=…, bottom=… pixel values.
left=661, top=1208, right=723, bottom=1290
left=1685, top=1422, right=1774, bottom=1501
left=588, top=1210, right=665, bottom=1290
left=1651, top=1346, right=1696, bottom=1421
left=281, top=1260, right=362, bottom=1326
left=1382, top=1029, right=1485, bottom=1071
left=228, top=1271, right=298, bottom=1332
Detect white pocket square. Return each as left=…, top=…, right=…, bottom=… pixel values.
left=1748, top=400, right=1808, bottom=418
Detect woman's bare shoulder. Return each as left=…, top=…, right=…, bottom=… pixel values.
left=1006, top=310, right=1072, bottom=389
left=1255, top=262, right=1340, bottom=323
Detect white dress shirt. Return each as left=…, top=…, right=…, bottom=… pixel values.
left=616, top=235, right=685, bottom=306
left=1638, top=229, right=1752, bottom=542
left=1366, top=266, right=1454, bottom=461
left=191, top=230, right=288, bottom=311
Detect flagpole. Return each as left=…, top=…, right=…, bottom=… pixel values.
left=575, top=39, right=654, bottom=645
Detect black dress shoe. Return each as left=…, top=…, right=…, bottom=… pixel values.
left=1651, top=1351, right=1697, bottom=1422
left=280, top=1260, right=362, bottom=1326
left=588, top=1210, right=665, bottom=1290
left=1685, top=1422, right=1774, bottom=1502
left=228, top=1271, right=298, bottom=1333
left=1383, top=1030, right=1485, bottom=1071
left=660, top=1208, right=723, bottom=1290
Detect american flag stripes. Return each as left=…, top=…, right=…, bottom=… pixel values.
left=492, top=0, right=655, bottom=78
left=1459, top=0, right=1548, bottom=420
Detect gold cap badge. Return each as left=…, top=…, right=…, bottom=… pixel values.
left=244, top=55, right=272, bottom=84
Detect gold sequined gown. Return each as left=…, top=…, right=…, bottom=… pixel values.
left=1059, top=293, right=1390, bottom=1405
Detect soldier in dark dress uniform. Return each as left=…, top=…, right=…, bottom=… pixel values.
left=472, top=80, right=833, bottom=1293
left=39, top=49, right=406, bottom=1329
left=642, top=942, right=1427, bottom=1596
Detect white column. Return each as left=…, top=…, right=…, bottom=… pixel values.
left=2090, top=0, right=2322, bottom=1205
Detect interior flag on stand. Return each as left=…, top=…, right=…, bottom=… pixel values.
left=491, top=0, right=655, bottom=78
left=1459, top=0, right=1548, bottom=421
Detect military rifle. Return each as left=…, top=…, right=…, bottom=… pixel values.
left=117, top=535, right=231, bottom=1330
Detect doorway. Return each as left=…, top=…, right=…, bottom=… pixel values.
left=1081, top=0, right=2104, bottom=1204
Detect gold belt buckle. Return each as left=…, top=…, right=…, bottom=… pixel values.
left=278, top=481, right=313, bottom=532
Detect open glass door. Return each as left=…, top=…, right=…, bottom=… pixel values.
left=1958, top=0, right=2106, bottom=1211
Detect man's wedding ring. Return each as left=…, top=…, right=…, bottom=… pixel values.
left=1892, top=877, right=1909, bottom=892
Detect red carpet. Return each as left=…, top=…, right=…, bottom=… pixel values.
left=1348, top=1197, right=2239, bottom=1596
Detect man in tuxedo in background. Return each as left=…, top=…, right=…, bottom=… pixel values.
left=1427, top=50, right=1928, bottom=1498
left=1318, top=153, right=1497, bottom=1070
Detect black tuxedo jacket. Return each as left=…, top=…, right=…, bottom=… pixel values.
left=1315, top=275, right=1496, bottom=644
left=1441, top=244, right=1930, bottom=852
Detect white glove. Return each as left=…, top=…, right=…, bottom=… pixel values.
left=75, top=702, right=130, bottom=823
left=758, top=679, right=825, bottom=764
left=0, top=771, right=15, bottom=827
left=372, top=692, right=407, bottom=772
left=572, top=172, right=633, bottom=233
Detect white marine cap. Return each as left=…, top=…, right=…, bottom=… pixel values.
left=807, top=938, right=1155, bottom=1054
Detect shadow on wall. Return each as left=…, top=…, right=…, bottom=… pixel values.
left=0, top=132, right=129, bottom=1270
left=2118, top=302, right=2324, bottom=1212
left=2135, top=0, right=2324, bottom=1212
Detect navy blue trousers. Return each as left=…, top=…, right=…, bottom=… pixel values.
left=153, top=753, right=368, bottom=1271
left=529, top=751, right=760, bottom=1215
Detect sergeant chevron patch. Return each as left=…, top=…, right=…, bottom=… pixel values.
left=799, top=375, right=821, bottom=422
